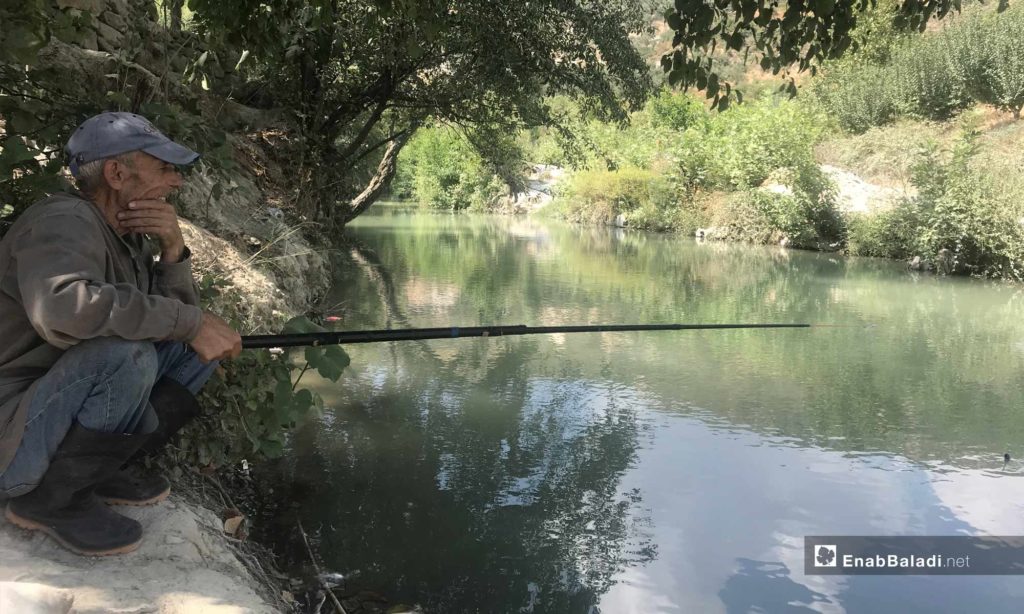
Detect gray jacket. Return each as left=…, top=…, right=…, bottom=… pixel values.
left=0, top=192, right=203, bottom=472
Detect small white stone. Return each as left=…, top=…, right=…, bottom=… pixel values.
left=165, top=534, right=185, bottom=545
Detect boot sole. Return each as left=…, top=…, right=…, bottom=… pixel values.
left=4, top=505, right=142, bottom=556
left=99, top=485, right=171, bottom=507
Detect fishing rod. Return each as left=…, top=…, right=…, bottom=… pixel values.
left=241, top=322, right=840, bottom=349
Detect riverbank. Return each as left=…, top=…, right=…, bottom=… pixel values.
left=0, top=491, right=280, bottom=613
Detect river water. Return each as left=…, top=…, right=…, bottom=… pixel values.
left=258, top=204, right=1024, bottom=613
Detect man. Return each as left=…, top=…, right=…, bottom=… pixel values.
left=0, top=112, right=242, bottom=556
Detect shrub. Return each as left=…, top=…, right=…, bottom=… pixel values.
left=648, top=89, right=706, bottom=132
left=888, top=35, right=970, bottom=120
left=812, top=4, right=1024, bottom=130
left=709, top=166, right=844, bottom=250
left=169, top=278, right=350, bottom=468
left=396, top=126, right=508, bottom=210
left=697, top=97, right=827, bottom=190
left=554, top=166, right=674, bottom=225
left=908, top=130, right=1024, bottom=279
left=974, top=6, right=1024, bottom=118
left=812, top=61, right=899, bottom=133
left=844, top=125, right=1024, bottom=279
left=845, top=204, right=921, bottom=259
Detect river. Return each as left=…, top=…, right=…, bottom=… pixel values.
left=255, top=204, right=1024, bottom=613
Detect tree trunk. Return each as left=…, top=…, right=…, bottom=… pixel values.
left=169, top=0, right=184, bottom=31
left=338, top=124, right=418, bottom=226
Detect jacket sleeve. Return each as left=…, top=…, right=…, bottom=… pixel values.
left=13, top=215, right=203, bottom=350
left=152, top=246, right=201, bottom=307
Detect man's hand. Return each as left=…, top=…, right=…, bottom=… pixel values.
left=189, top=312, right=242, bottom=363
left=117, top=199, right=186, bottom=263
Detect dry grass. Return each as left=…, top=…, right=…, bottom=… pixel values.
left=815, top=105, right=1023, bottom=190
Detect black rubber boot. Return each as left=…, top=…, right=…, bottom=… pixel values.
left=5, top=423, right=151, bottom=556
left=134, top=377, right=201, bottom=459
left=95, top=378, right=200, bottom=506
left=94, top=467, right=171, bottom=506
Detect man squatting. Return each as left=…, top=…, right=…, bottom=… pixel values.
left=0, top=112, right=242, bottom=555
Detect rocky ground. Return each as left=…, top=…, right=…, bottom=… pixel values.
left=0, top=494, right=279, bottom=614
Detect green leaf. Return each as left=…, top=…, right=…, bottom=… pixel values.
left=273, top=378, right=292, bottom=412
left=312, top=345, right=349, bottom=382
left=260, top=439, right=284, bottom=458
left=7, top=108, right=40, bottom=133
left=0, top=138, right=37, bottom=170
left=282, top=315, right=325, bottom=334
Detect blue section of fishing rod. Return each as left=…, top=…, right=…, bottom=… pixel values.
left=240, top=323, right=813, bottom=349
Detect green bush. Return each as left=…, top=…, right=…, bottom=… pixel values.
left=696, top=97, right=827, bottom=190
left=845, top=125, right=1024, bottom=280
left=709, top=165, right=844, bottom=250
left=167, top=278, right=350, bottom=468
left=812, top=61, right=900, bottom=133
left=395, top=126, right=509, bottom=211
left=973, top=6, right=1024, bottom=118
left=889, top=36, right=970, bottom=120
left=546, top=94, right=831, bottom=238
left=554, top=166, right=674, bottom=225
left=813, top=4, right=1024, bottom=131
left=648, top=89, right=707, bottom=132
left=909, top=132, right=1024, bottom=278
left=845, top=204, right=921, bottom=259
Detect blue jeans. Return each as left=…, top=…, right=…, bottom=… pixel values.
left=0, top=338, right=217, bottom=498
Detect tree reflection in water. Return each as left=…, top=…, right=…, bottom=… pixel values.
left=258, top=349, right=656, bottom=612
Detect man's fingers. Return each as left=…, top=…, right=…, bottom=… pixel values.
left=127, top=226, right=171, bottom=235
left=120, top=217, right=172, bottom=226
left=128, top=200, right=176, bottom=211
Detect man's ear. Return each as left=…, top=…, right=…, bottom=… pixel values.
left=102, top=158, right=128, bottom=190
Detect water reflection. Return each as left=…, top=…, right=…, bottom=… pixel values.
left=257, top=206, right=1024, bottom=613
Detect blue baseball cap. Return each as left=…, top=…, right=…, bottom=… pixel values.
left=65, top=112, right=200, bottom=177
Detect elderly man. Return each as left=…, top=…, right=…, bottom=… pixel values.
left=0, top=112, right=242, bottom=556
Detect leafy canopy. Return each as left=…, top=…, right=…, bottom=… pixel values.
left=185, top=0, right=654, bottom=222
left=661, top=0, right=974, bottom=109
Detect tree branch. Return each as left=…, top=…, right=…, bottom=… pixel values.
left=340, top=121, right=419, bottom=225
left=335, top=98, right=388, bottom=164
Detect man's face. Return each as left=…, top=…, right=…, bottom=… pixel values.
left=114, top=152, right=184, bottom=207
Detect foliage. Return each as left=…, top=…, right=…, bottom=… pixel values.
left=889, top=34, right=970, bottom=120
left=660, top=0, right=965, bottom=108
left=0, top=1, right=240, bottom=237
left=814, top=3, right=1024, bottom=132
left=186, top=0, right=653, bottom=225
left=907, top=126, right=1024, bottom=278
left=539, top=92, right=836, bottom=241
left=1, top=2, right=88, bottom=232
left=710, top=170, right=845, bottom=250
left=394, top=126, right=510, bottom=211
left=648, top=88, right=709, bottom=132
left=845, top=123, right=1024, bottom=280
left=695, top=96, right=827, bottom=190
left=553, top=167, right=676, bottom=226
left=964, top=4, right=1024, bottom=118
left=173, top=276, right=351, bottom=467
